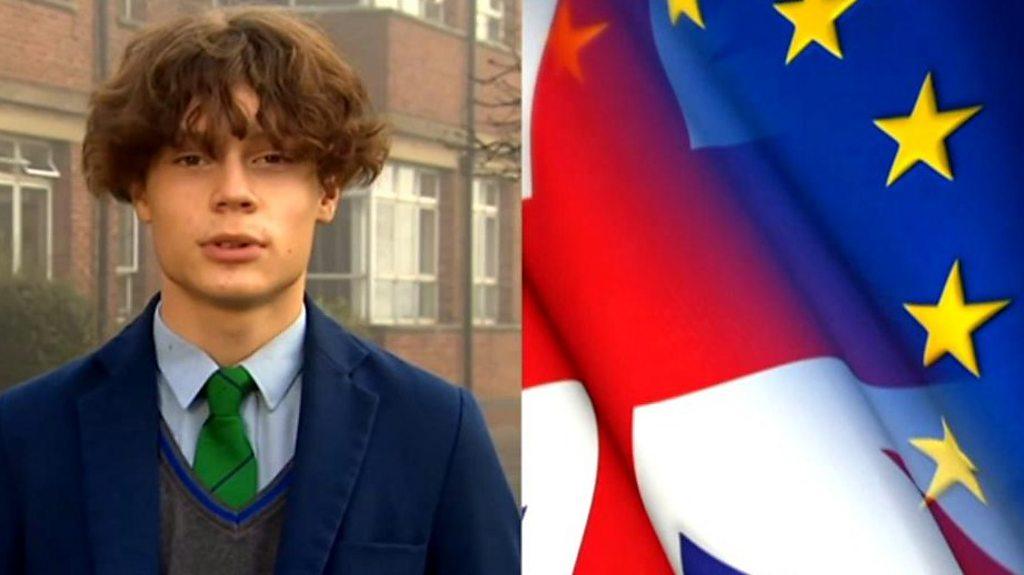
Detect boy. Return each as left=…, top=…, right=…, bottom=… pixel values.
left=0, top=8, right=520, bottom=574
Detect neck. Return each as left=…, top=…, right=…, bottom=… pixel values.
left=157, top=279, right=305, bottom=367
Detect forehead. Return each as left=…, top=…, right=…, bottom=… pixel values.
left=173, top=85, right=276, bottom=149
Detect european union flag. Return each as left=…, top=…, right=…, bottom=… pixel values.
left=653, top=0, right=1024, bottom=567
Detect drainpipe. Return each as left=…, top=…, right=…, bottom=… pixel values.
left=462, top=0, right=478, bottom=391
left=94, top=0, right=110, bottom=340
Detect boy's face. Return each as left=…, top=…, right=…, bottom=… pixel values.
left=133, top=85, right=338, bottom=309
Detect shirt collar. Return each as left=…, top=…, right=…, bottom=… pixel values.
left=152, top=301, right=306, bottom=411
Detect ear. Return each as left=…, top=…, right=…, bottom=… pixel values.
left=130, top=181, right=153, bottom=223
left=315, top=178, right=340, bottom=224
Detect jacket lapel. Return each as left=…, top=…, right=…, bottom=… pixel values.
left=78, top=295, right=162, bottom=574
left=274, top=294, right=378, bottom=574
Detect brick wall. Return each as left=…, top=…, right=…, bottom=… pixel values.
left=0, top=1, right=93, bottom=93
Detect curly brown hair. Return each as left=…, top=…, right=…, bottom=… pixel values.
left=82, top=7, right=389, bottom=203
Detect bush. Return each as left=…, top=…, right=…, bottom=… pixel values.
left=0, top=276, right=97, bottom=391
left=311, top=293, right=373, bottom=341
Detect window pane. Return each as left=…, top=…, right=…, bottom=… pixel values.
left=419, top=209, right=436, bottom=275
left=486, top=182, right=499, bottom=207
left=375, top=201, right=395, bottom=275
left=419, top=281, right=437, bottom=320
left=419, top=171, right=439, bottom=199
left=376, top=164, right=395, bottom=196
left=0, top=140, right=16, bottom=175
left=396, top=166, right=416, bottom=198
left=348, top=196, right=365, bottom=274
left=351, top=277, right=367, bottom=319
left=126, top=0, right=148, bottom=20
left=474, top=284, right=486, bottom=320
left=21, top=187, right=48, bottom=280
left=308, top=277, right=364, bottom=322
left=313, top=214, right=345, bottom=274
left=422, top=0, right=443, bottom=21
left=295, top=0, right=360, bottom=5
left=372, top=279, right=394, bottom=323
left=485, top=284, right=499, bottom=321
left=20, top=142, right=59, bottom=178
left=473, top=284, right=498, bottom=323
left=0, top=185, right=12, bottom=275
left=484, top=215, right=498, bottom=278
left=395, top=203, right=416, bottom=275
left=487, top=17, right=503, bottom=43
left=395, top=280, right=416, bottom=321
left=219, top=0, right=290, bottom=5
left=117, top=274, right=134, bottom=323
left=118, top=204, right=136, bottom=269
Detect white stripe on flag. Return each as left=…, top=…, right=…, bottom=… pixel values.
left=523, top=380, right=599, bottom=574
left=633, top=357, right=960, bottom=575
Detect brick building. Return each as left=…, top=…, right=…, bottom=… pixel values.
left=0, top=0, right=521, bottom=490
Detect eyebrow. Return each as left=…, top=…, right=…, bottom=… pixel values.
left=171, top=128, right=277, bottom=152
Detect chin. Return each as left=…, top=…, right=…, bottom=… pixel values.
left=175, top=274, right=302, bottom=311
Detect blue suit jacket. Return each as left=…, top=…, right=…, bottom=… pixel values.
left=0, top=293, right=520, bottom=574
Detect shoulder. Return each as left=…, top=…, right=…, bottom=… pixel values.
left=345, top=334, right=467, bottom=426
left=0, top=353, right=99, bottom=415
left=0, top=352, right=101, bottom=448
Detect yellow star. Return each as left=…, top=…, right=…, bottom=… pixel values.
left=548, top=3, right=609, bottom=83
left=904, top=260, right=1009, bottom=377
left=773, top=0, right=858, bottom=64
left=910, top=418, right=986, bottom=505
left=668, top=0, right=704, bottom=28
left=874, top=73, right=982, bottom=186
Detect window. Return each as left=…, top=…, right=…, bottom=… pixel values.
left=477, top=0, right=505, bottom=44
left=308, top=188, right=370, bottom=322
left=210, top=0, right=431, bottom=13
left=371, top=165, right=439, bottom=324
left=0, top=136, right=57, bottom=281
left=472, top=178, right=500, bottom=324
left=307, top=163, right=440, bottom=325
left=420, top=0, right=444, bottom=22
left=120, top=0, right=147, bottom=22
left=362, top=0, right=446, bottom=23
left=213, top=0, right=290, bottom=6
left=115, top=203, right=140, bottom=322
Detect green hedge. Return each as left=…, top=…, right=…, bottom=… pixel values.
left=0, top=276, right=97, bottom=391
left=311, top=293, right=372, bottom=340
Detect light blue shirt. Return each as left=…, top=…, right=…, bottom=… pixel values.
left=153, top=301, right=305, bottom=490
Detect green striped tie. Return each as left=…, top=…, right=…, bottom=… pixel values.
left=193, top=365, right=258, bottom=510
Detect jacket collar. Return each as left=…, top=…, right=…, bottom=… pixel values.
left=79, top=292, right=378, bottom=574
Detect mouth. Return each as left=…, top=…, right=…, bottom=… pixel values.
left=210, top=240, right=258, bottom=249
left=200, top=235, right=266, bottom=263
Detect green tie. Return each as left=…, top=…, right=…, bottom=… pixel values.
left=193, top=365, right=258, bottom=510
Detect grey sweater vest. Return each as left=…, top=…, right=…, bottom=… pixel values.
left=159, top=430, right=292, bottom=575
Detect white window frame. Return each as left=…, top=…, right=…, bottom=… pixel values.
left=0, top=136, right=57, bottom=281
left=115, top=202, right=140, bottom=323
left=209, top=0, right=444, bottom=25
left=368, top=163, right=439, bottom=325
left=476, top=0, right=505, bottom=44
left=307, top=163, right=440, bottom=326
left=121, top=0, right=146, bottom=22
left=472, top=177, right=500, bottom=325
left=307, top=187, right=371, bottom=321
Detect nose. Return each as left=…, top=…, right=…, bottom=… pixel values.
left=210, top=153, right=258, bottom=212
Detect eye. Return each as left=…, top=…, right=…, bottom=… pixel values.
left=172, top=153, right=207, bottom=167
left=255, top=152, right=293, bottom=166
